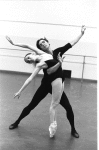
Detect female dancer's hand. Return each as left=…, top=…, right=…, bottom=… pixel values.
left=14, top=91, right=21, bottom=99
left=6, top=36, right=14, bottom=45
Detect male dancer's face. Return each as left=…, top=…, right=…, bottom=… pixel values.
left=39, top=40, right=52, bottom=54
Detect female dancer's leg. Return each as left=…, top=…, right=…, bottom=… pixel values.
left=49, top=78, right=64, bottom=137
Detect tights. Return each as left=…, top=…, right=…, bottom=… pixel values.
left=15, top=82, right=75, bottom=131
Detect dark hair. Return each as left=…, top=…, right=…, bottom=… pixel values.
left=24, top=53, right=32, bottom=64
left=36, top=37, right=49, bottom=50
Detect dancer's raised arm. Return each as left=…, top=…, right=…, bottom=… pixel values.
left=6, top=36, right=44, bottom=55
left=70, top=25, right=86, bottom=47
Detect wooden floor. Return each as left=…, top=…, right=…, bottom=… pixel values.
left=0, top=71, right=97, bottom=150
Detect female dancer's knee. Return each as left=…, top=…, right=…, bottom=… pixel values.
left=49, top=106, right=55, bottom=115
left=50, top=101, right=59, bottom=112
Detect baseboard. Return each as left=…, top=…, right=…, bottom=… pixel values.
left=0, top=69, right=97, bottom=82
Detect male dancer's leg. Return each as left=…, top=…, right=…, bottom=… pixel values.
left=60, top=91, right=79, bottom=138
left=9, top=83, right=51, bottom=129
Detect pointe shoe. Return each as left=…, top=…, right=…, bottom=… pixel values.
left=9, top=122, right=18, bottom=130
left=49, top=121, right=57, bottom=138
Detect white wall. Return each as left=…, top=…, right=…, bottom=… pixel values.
left=0, top=1, right=97, bottom=80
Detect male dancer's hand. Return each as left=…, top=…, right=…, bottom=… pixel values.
left=47, top=53, right=65, bottom=75
left=6, top=36, right=14, bottom=45
left=81, top=25, right=86, bottom=35
left=57, top=52, right=65, bottom=65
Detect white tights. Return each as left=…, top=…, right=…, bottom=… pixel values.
left=50, top=78, right=64, bottom=125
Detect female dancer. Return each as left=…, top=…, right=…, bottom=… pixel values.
left=15, top=52, right=64, bottom=138
left=6, top=36, right=64, bottom=138
left=23, top=52, right=64, bottom=137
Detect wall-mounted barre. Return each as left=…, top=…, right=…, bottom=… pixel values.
left=0, top=20, right=97, bottom=29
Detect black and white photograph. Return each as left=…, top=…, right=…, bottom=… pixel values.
left=0, top=0, right=97, bottom=150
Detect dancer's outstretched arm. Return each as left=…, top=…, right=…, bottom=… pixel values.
left=70, top=25, right=86, bottom=47
left=14, top=66, right=41, bottom=99
left=6, top=36, right=44, bottom=55
left=14, top=61, right=48, bottom=99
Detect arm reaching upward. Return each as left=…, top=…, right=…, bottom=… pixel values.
left=52, top=26, right=86, bottom=57
left=70, top=25, right=86, bottom=47
left=6, top=36, right=44, bottom=55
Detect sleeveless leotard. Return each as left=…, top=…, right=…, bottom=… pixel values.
left=42, top=59, right=63, bottom=84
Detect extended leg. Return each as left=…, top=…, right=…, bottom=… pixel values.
left=9, top=83, right=50, bottom=129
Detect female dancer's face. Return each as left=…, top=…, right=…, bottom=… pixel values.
left=25, top=54, right=39, bottom=64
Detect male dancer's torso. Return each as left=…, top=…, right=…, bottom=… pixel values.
left=39, top=53, right=63, bottom=84
left=42, top=43, right=72, bottom=84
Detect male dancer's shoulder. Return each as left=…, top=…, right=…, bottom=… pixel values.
left=53, top=43, right=72, bottom=57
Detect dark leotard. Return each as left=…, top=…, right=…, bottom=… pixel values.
left=42, top=59, right=63, bottom=84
